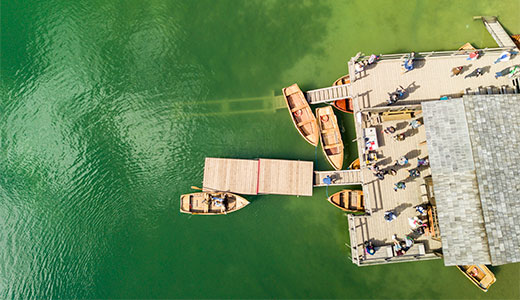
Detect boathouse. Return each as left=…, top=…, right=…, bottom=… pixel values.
left=422, top=94, right=520, bottom=266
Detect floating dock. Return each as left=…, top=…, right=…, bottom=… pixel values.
left=203, top=158, right=314, bottom=196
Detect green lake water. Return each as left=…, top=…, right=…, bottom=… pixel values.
left=1, top=0, right=519, bottom=298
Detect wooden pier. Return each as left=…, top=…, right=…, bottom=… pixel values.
left=203, top=158, right=313, bottom=196
left=313, top=170, right=362, bottom=187
left=477, top=16, right=517, bottom=48
left=348, top=48, right=520, bottom=110
left=305, top=84, right=351, bottom=104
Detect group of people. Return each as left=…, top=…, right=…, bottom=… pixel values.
left=408, top=212, right=429, bottom=235
left=370, top=164, right=396, bottom=180
left=354, top=54, right=380, bottom=73
left=455, top=50, right=519, bottom=79
left=392, top=234, right=414, bottom=256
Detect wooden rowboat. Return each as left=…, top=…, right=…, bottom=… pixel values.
left=348, top=158, right=360, bottom=170
left=512, top=34, right=520, bottom=48
left=282, top=84, right=319, bottom=147
left=180, top=191, right=249, bottom=215
left=316, top=106, right=343, bottom=170
left=457, top=265, right=496, bottom=292
left=332, top=75, right=354, bottom=114
left=327, top=189, right=364, bottom=212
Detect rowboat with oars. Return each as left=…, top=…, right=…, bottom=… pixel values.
left=456, top=265, right=496, bottom=292
left=180, top=191, right=249, bottom=215
left=327, top=189, right=364, bottom=212
left=282, top=84, right=319, bottom=147
left=332, top=75, right=353, bottom=113
left=316, top=106, right=343, bottom=170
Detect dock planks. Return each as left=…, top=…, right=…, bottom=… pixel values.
left=306, top=84, right=351, bottom=104
left=203, top=158, right=313, bottom=196
left=203, top=158, right=259, bottom=195
left=349, top=49, right=520, bottom=110
left=314, top=170, right=362, bottom=187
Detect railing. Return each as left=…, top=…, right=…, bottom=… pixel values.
left=347, top=214, right=360, bottom=265
left=352, top=47, right=516, bottom=64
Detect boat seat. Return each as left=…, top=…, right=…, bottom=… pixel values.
left=356, top=194, right=363, bottom=209
left=323, top=143, right=343, bottom=150
left=321, top=128, right=335, bottom=134
left=291, top=105, right=307, bottom=112
left=297, top=119, right=314, bottom=127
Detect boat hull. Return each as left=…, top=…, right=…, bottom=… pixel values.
left=282, top=84, right=319, bottom=147
left=456, top=265, right=496, bottom=292
left=348, top=158, right=360, bottom=170
left=316, top=106, right=344, bottom=170
left=180, top=192, right=249, bottom=215
left=327, top=189, right=364, bottom=212
left=332, top=75, right=354, bottom=114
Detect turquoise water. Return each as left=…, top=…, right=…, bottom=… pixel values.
left=1, top=0, right=519, bottom=298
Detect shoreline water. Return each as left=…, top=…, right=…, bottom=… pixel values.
left=1, top=0, right=519, bottom=298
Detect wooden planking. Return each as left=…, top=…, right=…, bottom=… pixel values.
left=348, top=115, right=443, bottom=264
left=314, top=170, right=362, bottom=186
left=203, top=157, right=313, bottom=196
left=349, top=51, right=520, bottom=110
left=483, top=18, right=516, bottom=48
left=306, top=85, right=351, bottom=104
left=258, top=159, right=313, bottom=196
left=203, top=158, right=259, bottom=195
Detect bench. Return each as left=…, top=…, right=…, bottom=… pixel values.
left=362, top=245, right=394, bottom=261
left=297, top=119, right=314, bottom=127
left=402, top=243, right=426, bottom=257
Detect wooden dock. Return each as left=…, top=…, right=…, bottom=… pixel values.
left=203, top=158, right=313, bottom=196
left=313, top=170, right=362, bottom=187
left=305, top=84, right=351, bottom=104
left=477, top=16, right=517, bottom=48
left=348, top=48, right=520, bottom=110
left=347, top=113, right=443, bottom=266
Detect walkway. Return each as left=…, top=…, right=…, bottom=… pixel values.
left=347, top=115, right=443, bottom=266
left=305, top=84, right=351, bottom=104
left=478, top=16, right=517, bottom=48
left=348, top=49, right=520, bottom=110
left=313, top=170, right=362, bottom=187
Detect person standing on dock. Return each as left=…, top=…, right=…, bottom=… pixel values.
left=451, top=66, right=464, bottom=76
left=394, top=181, right=406, bottom=191
left=464, top=67, right=483, bottom=79
left=384, top=211, right=397, bottom=222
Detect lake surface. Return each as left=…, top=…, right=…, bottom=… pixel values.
left=1, top=0, right=519, bottom=298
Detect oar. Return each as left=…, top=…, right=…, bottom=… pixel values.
left=190, top=186, right=220, bottom=192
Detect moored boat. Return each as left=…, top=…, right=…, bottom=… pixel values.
left=348, top=158, right=360, bottom=170
left=180, top=191, right=249, bottom=215
left=456, top=265, right=496, bottom=292
left=332, top=75, right=354, bottom=113
left=282, top=84, right=320, bottom=147
left=327, top=189, right=364, bottom=212
left=458, top=42, right=476, bottom=51
left=316, top=106, right=344, bottom=170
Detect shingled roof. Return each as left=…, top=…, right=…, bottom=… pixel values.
left=422, top=94, right=520, bottom=266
